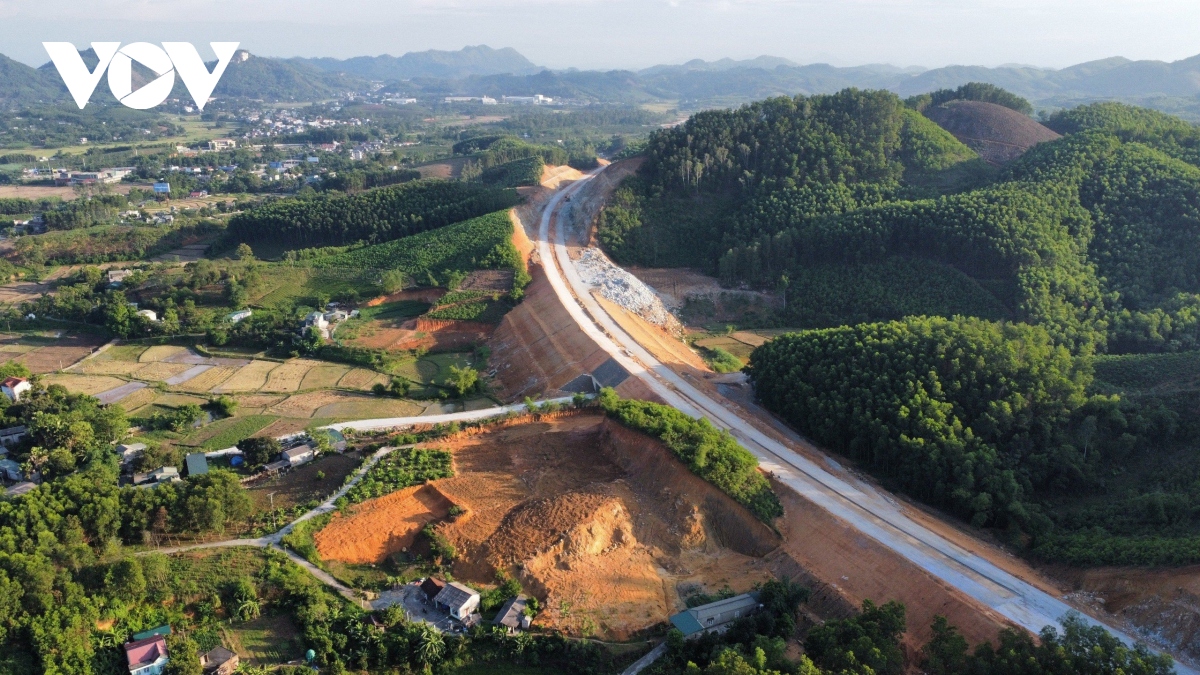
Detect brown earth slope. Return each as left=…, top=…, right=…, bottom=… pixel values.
left=924, top=100, right=1061, bottom=164
left=316, top=414, right=780, bottom=640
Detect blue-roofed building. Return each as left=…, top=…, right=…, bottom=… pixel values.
left=669, top=594, right=760, bottom=638
left=152, top=182, right=171, bottom=194
left=131, top=625, right=172, bottom=642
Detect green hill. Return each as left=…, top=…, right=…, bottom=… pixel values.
left=616, top=90, right=1200, bottom=566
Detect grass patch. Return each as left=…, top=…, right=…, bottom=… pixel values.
left=227, top=614, right=305, bottom=665
left=280, top=513, right=333, bottom=567
left=701, top=346, right=743, bottom=373
left=182, top=415, right=277, bottom=450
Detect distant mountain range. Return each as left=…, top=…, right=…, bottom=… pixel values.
left=5, top=45, right=1200, bottom=121
left=294, top=45, right=542, bottom=81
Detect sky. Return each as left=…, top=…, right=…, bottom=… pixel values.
left=2, top=0, right=1199, bottom=71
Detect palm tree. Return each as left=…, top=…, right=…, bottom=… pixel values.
left=414, top=623, right=445, bottom=665
left=236, top=597, right=261, bottom=621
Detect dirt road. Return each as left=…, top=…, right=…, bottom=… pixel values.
left=538, top=167, right=1197, bottom=673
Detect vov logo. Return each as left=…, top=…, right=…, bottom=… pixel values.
left=43, top=42, right=240, bottom=111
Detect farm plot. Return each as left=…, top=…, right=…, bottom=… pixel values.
left=300, top=365, right=349, bottom=391
left=175, top=366, right=236, bottom=393
left=338, top=368, right=389, bottom=390
left=114, top=386, right=158, bottom=412
left=227, top=394, right=286, bottom=415
left=262, top=359, right=320, bottom=393
left=215, top=360, right=279, bottom=392
left=14, top=333, right=106, bottom=373
left=139, top=345, right=187, bottom=362
left=180, top=415, right=277, bottom=451
left=42, top=373, right=127, bottom=395
left=76, top=359, right=147, bottom=376
left=132, top=361, right=194, bottom=382
left=313, top=397, right=425, bottom=419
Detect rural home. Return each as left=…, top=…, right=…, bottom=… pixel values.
left=199, top=646, right=238, bottom=675
left=207, top=139, right=236, bottom=151
left=433, top=581, right=481, bottom=622
left=421, top=577, right=446, bottom=603
left=492, top=595, right=532, bottom=634
left=282, top=444, right=316, bottom=467
left=1, top=377, right=30, bottom=401
left=669, top=593, right=761, bottom=638
left=133, top=466, right=181, bottom=488
left=108, top=269, right=134, bottom=285
left=137, top=309, right=158, bottom=322
left=0, top=425, right=27, bottom=448
left=118, top=443, right=147, bottom=466
left=304, top=311, right=330, bottom=338
left=124, top=634, right=169, bottom=675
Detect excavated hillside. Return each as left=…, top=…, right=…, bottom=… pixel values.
left=924, top=100, right=1061, bottom=164
left=315, top=413, right=784, bottom=640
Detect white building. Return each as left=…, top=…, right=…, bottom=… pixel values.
left=434, top=581, right=481, bottom=622
left=137, top=309, right=158, bottom=322
left=227, top=309, right=252, bottom=324
left=1, top=377, right=31, bottom=401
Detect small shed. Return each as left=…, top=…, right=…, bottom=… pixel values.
left=0, top=458, right=22, bottom=482
left=184, top=453, right=208, bottom=477
left=199, top=645, right=238, bottom=675
left=282, top=445, right=315, bottom=466
left=492, top=595, right=532, bottom=633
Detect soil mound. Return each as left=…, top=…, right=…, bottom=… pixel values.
left=314, top=483, right=453, bottom=564
left=924, top=100, right=1060, bottom=164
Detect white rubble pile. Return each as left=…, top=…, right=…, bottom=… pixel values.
left=575, top=248, right=683, bottom=336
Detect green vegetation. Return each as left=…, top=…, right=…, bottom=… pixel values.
left=341, top=446, right=453, bottom=505
left=598, top=388, right=782, bottom=522
left=702, top=346, right=743, bottom=373
left=906, top=81, right=1035, bottom=115
left=478, top=155, right=545, bottom=188
left=314, top=210, right=529, bottom=293
left=194, top=415, right=276, bottom=451
left=14, top=221, right=220, bottom=266
left=226, top=179, right=519, bottom=248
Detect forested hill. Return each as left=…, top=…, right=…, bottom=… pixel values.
left=604, top=89, right=1200, bottom=567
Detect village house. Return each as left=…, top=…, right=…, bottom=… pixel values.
left=124, top=632, right=169, bottom=675
left=199, top=646, right=238, bottom=675
left=133, top=466, right=181, bottom=488
left=137, top=309, right=158, bottom=322
left=282, top=444, right=316, bottom=467
left=433, top=581, right=481, bottom=623
left=669, top=593, right=761, bottom=638
left=0, top=458, right=23, bottom=482
left=492, top=595, right=532, bottom=634
left=304, top=311, right=330, bottom=338
left=421, top=577, right=446, bottom=603
left=1, top=377, right=30, bottom=401
left=117, top=442, right=147, bottom=466
left=207, top=138, right=236, bottom=151
left=0, top=425, right=27, bottom=448
left=108, top=269, right=134, bottom=286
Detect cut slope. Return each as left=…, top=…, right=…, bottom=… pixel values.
left=924, top=100, right=1061, bottom=164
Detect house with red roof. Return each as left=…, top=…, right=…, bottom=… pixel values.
left=124, top=634, right=169, bottom=675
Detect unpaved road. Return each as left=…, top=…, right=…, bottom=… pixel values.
left=538, top=167, right=1197, bottom=673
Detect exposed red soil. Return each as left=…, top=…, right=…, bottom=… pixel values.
left=924, top=101, right=1061, bottom=164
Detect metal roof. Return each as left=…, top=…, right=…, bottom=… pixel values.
left=492, top=595, right=528, bottom=629
left=434, top=581, right=480, bottom=611
left=185, top=453, right=208, bottom=476
left=669, top=594, right=760, bottom=636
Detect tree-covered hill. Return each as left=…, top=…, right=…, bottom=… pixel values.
left=607, top=90, right=1200, bottom=566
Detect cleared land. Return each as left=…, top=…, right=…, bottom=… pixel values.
left=315, top=415, right=779, bottom=640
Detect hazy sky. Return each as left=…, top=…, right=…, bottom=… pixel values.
left=3, top=0, right=1199, bottom=71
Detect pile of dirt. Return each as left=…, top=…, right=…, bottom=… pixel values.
left=315, top=414, right=778, bottom=640
left=315, top=483, right=453, bottom=564
left=1060, top=566, right=1200, bottom=664
left=924, top=100, right=1061, bottom=164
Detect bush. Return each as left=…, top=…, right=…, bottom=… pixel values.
left=598, top=388, right=782, bottom=522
